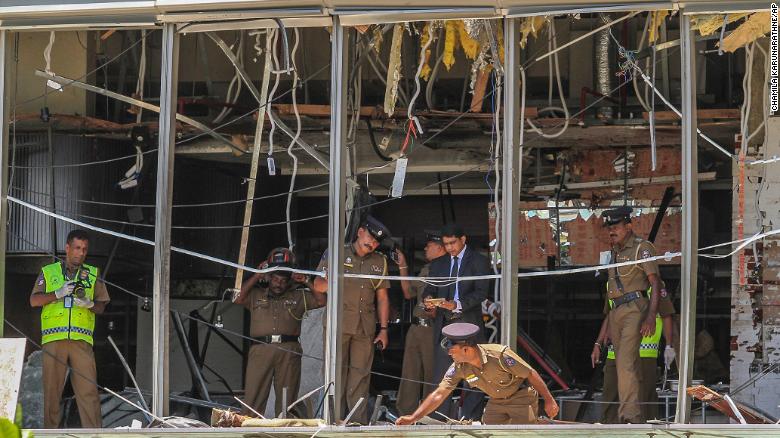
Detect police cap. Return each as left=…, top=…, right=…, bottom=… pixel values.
left=266, top=247, right=295, bottom=277
left=424, top=229, right=443, bottom=244
left=441, top=323, right=480, bottom=348
left=601, top=206, right=633, bottom=227
left=363, top=216, right=390, bottom=242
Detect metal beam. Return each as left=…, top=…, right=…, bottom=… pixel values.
left=0, top=30, right=9, bottom=336
left=323, top=16, right=349, bottom=424
left=500, top=18, right=520, bottom=349
left=152, top=22, right=180, bottom=418
left=675, top=12, right=699, bottom=424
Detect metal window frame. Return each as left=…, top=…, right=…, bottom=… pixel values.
left=151, top=21, right=180, bottom=417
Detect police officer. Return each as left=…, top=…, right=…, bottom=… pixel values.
left=396, top=323, right=558, bottom=425
left=600, top=206, right=663, bottom=423
left=395, top=231, right=447, bottom=415
left=593, top=288, right=677, bottom=422
left=234, top=248, right=324, bottom=417
left=29, top=229, right=109, bottom=428
left=312, top=216, right=391, bottom=424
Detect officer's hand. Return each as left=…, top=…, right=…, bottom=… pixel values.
left=291, top=273, right=308, bottom=284
left=591, top=344, right=601, bottom=368
left=395, top=415, right=416, bottom=425
left=394, top=249, right=407, bottom=267
left=374, top=330, right=389, bottom=351
left=55, top=281, right=76, bottom=299
left=544, top=397, right=560, bottom=419
left=73, top=297, right=95, bottom=309
left=640, top=317, right=657, bottom=337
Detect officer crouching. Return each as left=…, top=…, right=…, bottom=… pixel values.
left=396, top=323, right=559, bottom=425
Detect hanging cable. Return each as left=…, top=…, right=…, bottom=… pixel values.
left=406, top=23, right=436, bottom=137
left=135, top=30, right=147, bottom=123
left=526, top=21, right=570, bottom=139
left=43, top=31, right=62, bottom=93
left=266, top=29, right=281, bottom=164
left=632, top=13, right=653, bottom=113
left=212, top=31, right=245, bottom=124
left=285, top=28, right=302, bottom=250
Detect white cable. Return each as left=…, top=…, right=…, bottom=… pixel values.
left=285, top=28, right=302, bottom=251
left=632, top=13, right=652, bottom=113
left=739, top=43, right=754, bottom=157
left=213, top=33, right=244, bottom=124
left=135, top=30, right=147, bottom=123
left=492, top=74, right=502, bottom=303
left=44, top=31, right=55, bottom=75
left=407, top=23, right=435, bottom=136
left=526, top=23, right=570, bottom=139
left=635, top=69, right=734, bottom=159
left=267, top=29, right=281, bottom=158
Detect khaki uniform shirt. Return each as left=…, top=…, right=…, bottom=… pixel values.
left=31, top=265, right=111, bottom=303
left=247, top=286, right=321, bottom=338
left=409, top=264, right=432, bottom=320
left=439, top=344, right=533, bottom=400
left=317, top=244, right=390, bottom=336
left=606, top=234, right=660, bottom=300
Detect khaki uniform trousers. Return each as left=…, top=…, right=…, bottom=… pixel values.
left=602, top=357, right=658, bottom=423
left=481, top=387, right=539, bottom=425
left=606, top=298, right=648, bottom=423
left=396, top=325, right=434, bottom=415
left=341, top=332, right=374, bottom=424
left=244, top=342, right=302, bottom=417
left=42, top=340, right=102, bottom=428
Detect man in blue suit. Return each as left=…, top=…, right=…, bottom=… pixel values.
left=424, top=223, right=491, bottom=420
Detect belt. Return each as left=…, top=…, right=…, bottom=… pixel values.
left=610, top=291, right=643, bottom=308
left=415, top=318, right=431, bottom=327
left=254, top=335, right=299, bottom=344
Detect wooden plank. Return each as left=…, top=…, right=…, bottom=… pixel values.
left=470, top=68, right=492, bottom=113
left=642, top=109, right=740, bottom=121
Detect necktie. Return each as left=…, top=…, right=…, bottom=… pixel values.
left=450, top=256, right=460, bottom=301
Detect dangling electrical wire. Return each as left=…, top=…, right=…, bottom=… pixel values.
left=134, top=30, right=147, bottom=123
left=266, top=29, right=282, bottom=168
left=526, top=21, right=569, bottom=138
left=407, top=23, right=436, bottom=138
left=43, top=31, right=62, bottom=93
left=213, top=32, right=245, bottom=124
left=285, top=28, right=302, bottom=251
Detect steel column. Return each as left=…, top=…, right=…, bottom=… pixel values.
left=0, top=31, right=9, bottom=337
left=500, top=18, right=520, bottom=349
left=152, top=23, right=180, bottom=417
left=324, top=16, right=349, bottom=424
left=675, top=12, right=698, bottom=424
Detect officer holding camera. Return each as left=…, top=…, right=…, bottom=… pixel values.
left=29, top=230, right=110, bottom=428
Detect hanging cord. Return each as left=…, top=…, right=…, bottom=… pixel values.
left=406, top=23, right=436, bottom=139
left=285, top=28, right=302, bottom=251
left=135, top=30, right=147, bottom=123
left=212, top=31, right=245, bottom=124
left=632, top=13, right=653, bottom=113
left=267, top=29, right=282, bottom=159
left=526, top=21, right=569, bottom=138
